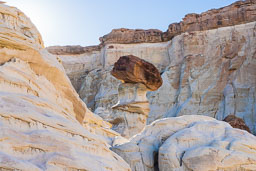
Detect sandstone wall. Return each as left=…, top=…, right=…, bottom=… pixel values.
left=48, top=22, right=256, bottom=135
left=47, top=0, right=256, bottom=135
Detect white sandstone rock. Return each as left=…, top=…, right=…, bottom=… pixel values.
left=49, top=22, right=256, bottom=134
left=0, top=4, right=130, bottom=170
left=112, top=115, right=256, bottom=171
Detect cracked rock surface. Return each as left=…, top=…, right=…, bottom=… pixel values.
left=112, top=115, right=256, bottom=171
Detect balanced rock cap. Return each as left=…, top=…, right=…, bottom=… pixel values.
left=111, top=55, right=163, bottom=91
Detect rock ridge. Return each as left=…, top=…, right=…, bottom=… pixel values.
left=47, top=45, right=101, bottom=55
left=47, top=0, right=256, bottom=53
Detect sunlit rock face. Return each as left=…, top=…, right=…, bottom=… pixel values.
left=0, top=4, right=131, bottom=170
left=112, top=115, right=256, bottom=171
left=47, top=0, right=256, bottom=134
left=47, top=45, right=102, bottom=91
left=149, top=21, right=256, bottom=135
left=49, top=21, right=256, bottom=135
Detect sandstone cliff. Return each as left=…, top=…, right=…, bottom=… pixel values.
left=1, top=0, right=256, bottom=170
left=47, top=0, right=256, bottom=135
left=0, top=3, right=130, bottom=170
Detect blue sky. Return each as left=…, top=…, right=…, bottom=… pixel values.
left=4, top=0, right=238, bottom=47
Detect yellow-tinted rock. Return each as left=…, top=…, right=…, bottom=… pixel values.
left=0, top=3, right=130, bottom=170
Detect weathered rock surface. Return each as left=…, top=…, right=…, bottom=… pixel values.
left=99, top=0, right=256, bottom=44
left=100, top=28, right=163, bottom=45
left=47, top=45, right=101, bottom=55
left=0, top=3, right=131, bottom=170
left=94, top=83, right=150, bottom=138
left=54, top=21, right=256, bottom=135
left=47, top=0, right=256, bottom=135
left=102, top=56, right=162, bottom=138
left=223, top=115, right=251, bottom=133
left=111, top=55, right=163, bottom=91
left=112, top=83, right=150, bottom=138
left=163, top=0, right=256, bottom=40
left=46, top=45, right=102, bottom=91
left=112, top=115, right=256, bottom=171
left=149, top=21, right=256, bottom=135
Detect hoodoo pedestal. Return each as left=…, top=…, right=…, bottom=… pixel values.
left=107, top=55, right=162, bottom=138
left=110, top=83, right=150, bottom=138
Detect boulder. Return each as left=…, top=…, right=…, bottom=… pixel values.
left=112, top=115, right=256, bottom=171
left=111, top=55, right=163, bottom=91
left=223, top=115, right=251, bottom=133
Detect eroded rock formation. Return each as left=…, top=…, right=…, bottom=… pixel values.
left=96, top=83, right=150, bottom=138
left=48, top=24, right=256, bottom=135
left=47, top=45, right=101, bottom=55
left=100, top=28, right=163, bottom=44
left=99, top=0, right=256, bottom=44
left=163, top=0, right=256, bottom=40
left=112, top=115, right=256, bottom=171
left=111, top=55, right=163, bottom=91
left=0, top=3, right=131, bottom=170
left=104, top=56, right=162, bottom=138
left=223, top=115, right=251, bottom=133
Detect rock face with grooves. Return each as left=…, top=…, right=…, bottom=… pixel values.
left=0, top=3, right=131, bottom=170
left=223, top=115, right=251, bottom=133
left=47, top=0, right=256, bottom=135
left=111, top=55, right=163, bottom=91
left=112, top=115, right=256, bottom=171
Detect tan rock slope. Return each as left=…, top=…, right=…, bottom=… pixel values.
left=47, top=0, right=256, bottom=135
left=0, top=3, right=131, bottom=170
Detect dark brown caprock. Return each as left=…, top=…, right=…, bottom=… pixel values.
left=111, top=55, right=163, bottom=91
left=223, top=115, right=251, bottom=133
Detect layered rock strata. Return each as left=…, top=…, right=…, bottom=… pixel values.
left=112, top=115, right=256, bottom=171
left=100, top=28, right=163, bottom=44
left=96, top=83, right=150, bottom=138
left=163, top=0, right=256, bottom=40
left=0, top=3, right=131, bottom=170
left=47, top=0, right=256, bottom=134
left=102, top=56, right=162, bottom=138
left=100, top=0, right=256, bottom=44
left=49, top=20, right=256, bottom=135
